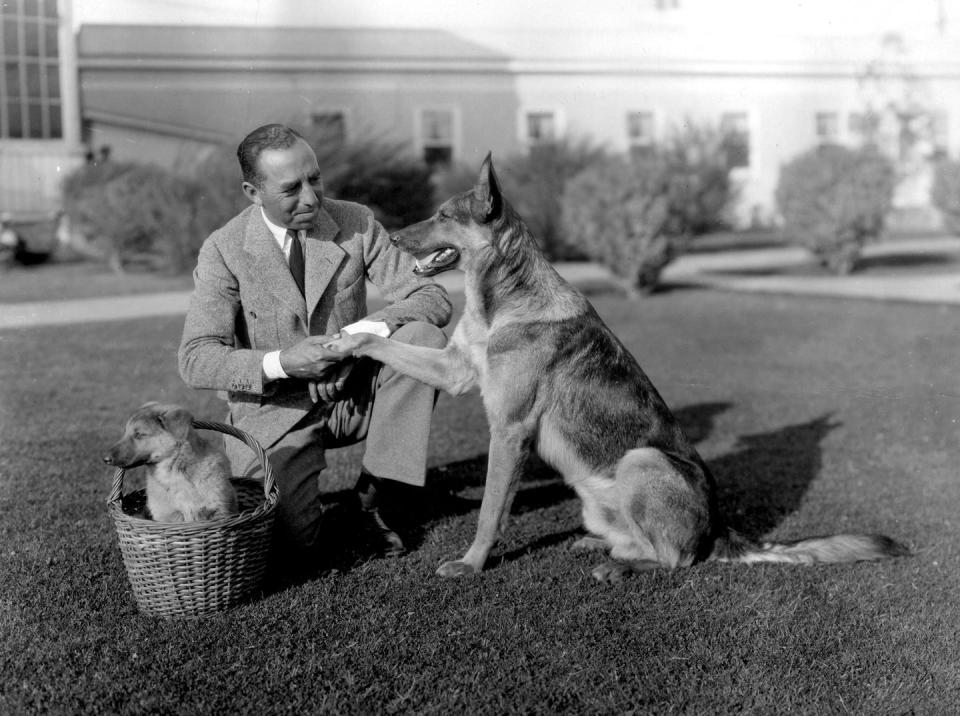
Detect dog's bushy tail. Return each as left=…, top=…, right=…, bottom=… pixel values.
left=709, top=528, right=909, bottom=565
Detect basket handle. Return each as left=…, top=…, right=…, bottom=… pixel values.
left=107, top=419, right=275, bottom=504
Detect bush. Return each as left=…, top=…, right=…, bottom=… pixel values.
left=299, top=128, right=435, bottom=230
left=654, top=122, right=738, bottom=236
left=931, top=158, right=960, bottom=236
left=775, top=145, right=896, bottom=274
left=499, top=138, right=609, bottom=260
left=61, top=130, right=437, bottom=274
left=62, top=161, right=203, bottom=273
left=562, top=156, right=673, bottom=296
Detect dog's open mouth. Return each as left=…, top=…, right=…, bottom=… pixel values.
left=413, top=247, right=460, bottom=276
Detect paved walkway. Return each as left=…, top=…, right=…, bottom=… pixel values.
left=1, top=236, right=958, bottom=329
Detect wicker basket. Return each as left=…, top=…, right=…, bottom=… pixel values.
left=107, top=419, right=278, bottom=618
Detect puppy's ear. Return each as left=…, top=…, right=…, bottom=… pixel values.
left=156, top=405, right=194, bottom=441
left=472, top=151, right=503, bottom=223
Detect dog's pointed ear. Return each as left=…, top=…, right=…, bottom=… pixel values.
left=472, top=151, right=503, bottom=223
left=156, top=405, right=194, bottom=441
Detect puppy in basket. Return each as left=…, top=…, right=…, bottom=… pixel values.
left=104, top=402, right=238, bottom=522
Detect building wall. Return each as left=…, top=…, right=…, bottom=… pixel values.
left=75, top=24, right=960, bottom=228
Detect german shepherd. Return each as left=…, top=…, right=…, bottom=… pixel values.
left=326, top=154, right=908, bottom=581
left=104, top=402, right=238, bottom=522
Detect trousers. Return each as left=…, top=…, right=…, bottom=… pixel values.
left=225, top=321, right=446, bottom=550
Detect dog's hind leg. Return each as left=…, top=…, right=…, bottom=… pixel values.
left=437, top=425, right=533, bottom=577
left=587, top=448, right=709, bottom=582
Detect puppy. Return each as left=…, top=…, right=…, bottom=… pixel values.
left=104, top=402, right=238, bottom=522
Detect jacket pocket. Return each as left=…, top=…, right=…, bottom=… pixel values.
left=246, top=307, right=280, bottom=349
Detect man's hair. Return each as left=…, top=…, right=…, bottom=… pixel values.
left=237, top=124, right=306, bottom=186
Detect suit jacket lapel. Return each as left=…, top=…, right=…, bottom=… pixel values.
left=242, top=211, right=308, bottom=326
left=303, top=206, right=347, bottom=322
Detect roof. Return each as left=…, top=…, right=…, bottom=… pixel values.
left=77, top=25, right=509, bottom=62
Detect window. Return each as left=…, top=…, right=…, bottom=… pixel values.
left=418, top=108, right=456, bottom=168
left=930, top=109, right=949, bottom=158
left=525, top=111, right=557, bottom=144
left=720, top=112, right=750, bottom=169
left=626, top=111, right=656, bottom=160
left=310, top=111, right=347, bottom=145
left=815, top=112, right=840, bottom=145
left=0, top=0, right=62, bottom=139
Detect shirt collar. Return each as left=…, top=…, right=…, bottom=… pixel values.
left=260, top=208, right=299, bottom=250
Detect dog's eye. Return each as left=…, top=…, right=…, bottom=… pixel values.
left=133, top=431, right=144, bottom=439
left=437, top=210, right=450, bottom=221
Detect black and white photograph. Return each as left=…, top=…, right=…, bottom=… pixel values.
left=1, top=0, right=958, bottom=713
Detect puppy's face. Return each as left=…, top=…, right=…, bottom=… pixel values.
left=103, top=402, right=193, bottom=468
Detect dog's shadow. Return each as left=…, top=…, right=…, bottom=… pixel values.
left=266, top=402, right=840, bottom=587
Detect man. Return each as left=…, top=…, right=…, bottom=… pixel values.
left=178, top=124, right=451, bottom=557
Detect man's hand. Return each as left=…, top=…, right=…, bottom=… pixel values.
left=279, top=335, right=349, bottom=380
left=308, top=358, right=357, bottom=404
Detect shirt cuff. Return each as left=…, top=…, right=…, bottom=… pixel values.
left=262, top=350, right=289, bottom=381
left=342, top=320, right=392, bottom=338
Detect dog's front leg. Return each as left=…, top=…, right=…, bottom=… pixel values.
left=327, top=333, right=477, bottom=396
left=438, top=427, right=531, bottom=577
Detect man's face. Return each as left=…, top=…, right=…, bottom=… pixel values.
left=243, top=139, right=324, bottom=231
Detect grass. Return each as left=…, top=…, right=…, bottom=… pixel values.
left=0, top=260, right=193, bottom=304
left=1, top=285, right=959, bottom=714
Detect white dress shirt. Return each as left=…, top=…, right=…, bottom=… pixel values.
left=259, top=208, right=391, bottom=381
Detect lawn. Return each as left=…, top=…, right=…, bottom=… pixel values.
left=1, top=286, right=958, bottom=714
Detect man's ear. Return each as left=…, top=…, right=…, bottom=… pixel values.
left=241, top=181, right=262, bottom=206
left=472, top=151, right=503, bottom=223
left=157, top=406, right=194, bottom=441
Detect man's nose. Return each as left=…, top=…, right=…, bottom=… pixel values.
left=299, top=184, right=319, bottom=207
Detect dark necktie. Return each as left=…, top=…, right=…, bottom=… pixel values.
left=287, top=229, right=305, bottom=296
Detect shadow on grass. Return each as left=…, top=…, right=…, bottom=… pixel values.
left=710, top=413, right=841, bottom=539
left=265, top=404, right=840, bottom=589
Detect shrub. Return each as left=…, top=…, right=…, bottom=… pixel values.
left=499, top=138, right=609, bottom=261
left=430, top=161, right=478, bottom=208
left=931, top=158, right=960, bottom=236
left=562, top=156, right=673, bottom=296
left=654, top=122, right=738, bottom=236
left=775, top=145, right=896, bottom=274
left=299, top=128, right=435, bottom=230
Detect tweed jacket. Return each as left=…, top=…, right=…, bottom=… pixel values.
left=178, top=199, right=452, bottom=449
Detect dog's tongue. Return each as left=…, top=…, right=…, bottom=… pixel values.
left=415, top=247, right=458, bottom=273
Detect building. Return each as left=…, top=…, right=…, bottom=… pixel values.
left=0, top=0, right=83, bottom=220
left=7, top=4, right=960, bottom=226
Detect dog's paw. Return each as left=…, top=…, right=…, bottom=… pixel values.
left=324, top=332, right=370, bottom=356
left=572, top=536, right=610, bottom=553
left=436, top=560, right=477, bottom=578
left=591, top=560, right=631, bottom=584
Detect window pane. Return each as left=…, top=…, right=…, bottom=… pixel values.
left=24, top=60, right=40, bottom=96
left=627, top=111, right=654, bottom=143
left=1, top=1, right=19, bottom=15
left=43, top=21, right=57, bottom=56
left=43, top=61, right=57, bottom=98
left=5, top=62, right=21, bottom=96
left=23, top=18, right=39, bottom=56
left=27, top=99, right=42, bottom=137
left=720, top=113, right=750, bottom=168
left=423, top=146, right=452, bottom=168
left=3, top=20, right=20, bottom=55
left=48, top=99, right=61, bottom=137
left=310, top=111, right=345, bottom=143
left=42, top=0, right=59, bottom=19
left=527, top=112, right=555, bottom=142
left=816, top=112, right=839, bottom=142
left=6, top=101, right=23, bottom=137
left=421, top=110, right=453, bottom=142
left=22, top=0, right=40, bottom=16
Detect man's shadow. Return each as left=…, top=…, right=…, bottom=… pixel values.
left=268, top=402, right=840, bottom=586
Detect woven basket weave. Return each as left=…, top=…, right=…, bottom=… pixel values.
left=107, top=419, right=278, bottom=618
